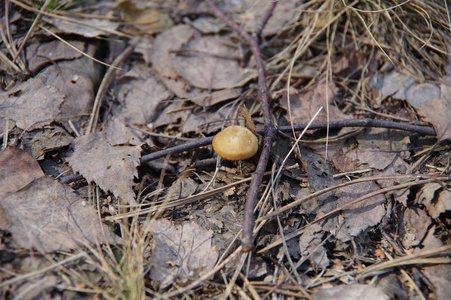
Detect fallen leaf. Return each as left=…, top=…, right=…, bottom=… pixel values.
left=116, top=64, right=172, bottom=125
left=311, top=284, right=390, bottom=300
left=105, top=116, right=142, bottom=146
left=298, top=223, right=330, bottom=269
left=0, top=148, right=44, bottom=197
left=280, top=79, right=350, bottom=124
left=224, top=0, right=299, bottom=37
left=368, top=71, right=417, bottom=102
left=131, top=9, right=173, bottom=34
left=160, top=76, right=242, bottom=107
left=185, top=16, right=227, bottom=34
left=1, top=176, right=116, bottom=252
left=181, top=103, right=234, bottom=134
left=0, top=77, right=64, bottom=131
left=150, top=25, right=197, bottom=79
left=418, top=95, right=451, bottom=141
left=145, top=219, right=219, bottom=289
left=172, top=35, right=256, bottom=90
left=45, top=16, right=120, bottom=38
left=66, top=132, right=141, bottom=205
left=399, top=206, right=431, bottom=249
left=415, top=183, right=451, bottom=218
left=25, top=40, right=85, bottom=74
left=21, top=126, right=73, bottom=160
left=324, top=181, right=386, bottom=242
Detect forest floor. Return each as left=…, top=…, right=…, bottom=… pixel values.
left=0, top=0, right=450, bottom=299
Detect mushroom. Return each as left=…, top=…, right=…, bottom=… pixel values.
left=212, top=126, right=258, bottom=161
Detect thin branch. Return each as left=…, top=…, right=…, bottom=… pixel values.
left=140, top=118, right=436, bottom=162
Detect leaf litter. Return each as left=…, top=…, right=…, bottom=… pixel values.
left=1, top=0, right=450, bottom=299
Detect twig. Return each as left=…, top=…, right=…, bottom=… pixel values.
left=140, top=118, right=436, bottom=162
left=203, top=0, right=279, bottom=251
left=257, top=175, right=449, bottom=253
left=257, top=1, right=279, bottom=37
left=86, top=41, right=135, bottom=134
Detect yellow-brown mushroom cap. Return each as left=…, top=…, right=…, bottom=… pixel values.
left=212, top=126, right=258, bottom=161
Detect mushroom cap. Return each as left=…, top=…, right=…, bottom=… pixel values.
left=212, top=126, right=258, bottom=161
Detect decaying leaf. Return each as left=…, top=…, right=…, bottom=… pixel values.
left=0, top=148, right=44, bottom=197
left=298, top=223, right=330, bottom=269
left=25, top=40, right=85, bottom=74
left=280, top=80, right=351, bottom=125
left=144, top=219, right=219, bottom=289
left=21, top=126, right=73, bottom=160
left=150, top=25, right=197, bottom=79
left=67, top=132, right=141, bottom=205
left=44, top=17, right=120, bottom=38
left=172, top=35, right=257, bottom=90
left=399, top=206, right=431, bottom=249
left=160, top=76, right=242, bottom=107
left=0, top=77, right=64, bottom=131
left=415, top=183, right=451, bottom=218
left=1, top=176, right=116, bottom=252
left=223, top=0, right=300, bottom=36
left=418, top=95, right=451, bottom=141
left=311, top=284, right=390, bottom=300
left=116, top=64, right=172, bottom=125
left=0, top=148, right=115, bottom=252
left=324, top=181, right=386, bottom=242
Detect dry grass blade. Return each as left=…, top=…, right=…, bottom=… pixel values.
left=357, top=245, right=451, bottom=279
left=8, top=0, right=131, bottom=38
left=258, top=175, right=449, bottom=253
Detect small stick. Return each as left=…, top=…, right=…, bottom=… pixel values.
left=207, top=0, right=277, bottom=251
left=140, top=118, right=435, bottom=162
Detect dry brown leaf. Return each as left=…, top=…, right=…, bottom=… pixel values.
left=116, top=64, right=172, bottom=125
left=418, top=96, right=451, bottom=141
left=151, top=100, right=190, bottom=129
left=185, top=16, right=227, bottom=34
left=44, top=17, right=120, bottom=38
left=22, top=126, right=73, bottom=160
left=415, top=229, right=450, bottom=300
left=150, top=25, right=197, bottom=79
left=0, top=77, right=64, bottom=131
left=25, top=40, right=85, bottom=74
left=105, top=116, right=142, bottom=146
left=280, top=79, right=351, bottom=124
left=172, top=35, right=257, bottom=90
left=369, top=71, right=417, bottom=102
left=160, top=76, right=242, bottom=107
left=0, top=176, right=116, bottom=252
left=223, top=0, right=299, bottom=36
left=324, top=181, right=386, bottom=242
left=311, top=284, right=389, bottom=300
left=181, top=103, right=234, bottom=134
left=0, top=46, right=98, bottom=133
left=37, top=48, right=99, bottom=131
left=415, top=183, right=451, bottom=218
left=0, top=148, right=44, bottom=198
left=298, top=223, right=330, bottom=269
left=130, top=9, right=173, bottom=35
left=144, top=219, right=219, bottom=289
left=399, top=206, right=431, bottom=249
left=67, top=132, right=141, bottom=205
